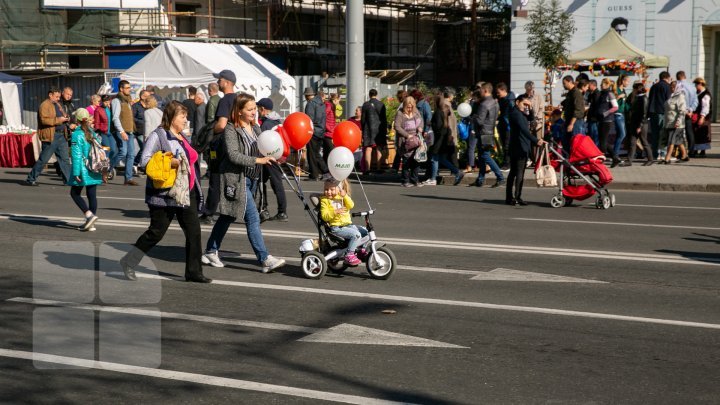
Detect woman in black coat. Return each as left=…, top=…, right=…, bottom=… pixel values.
left=507, top=94, right=545, bottom=205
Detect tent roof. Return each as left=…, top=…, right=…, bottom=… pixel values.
left=567, top=29, right=669, bottom=68
left=120, top=41, right=295, bottom=95
left=0, top=72, right=22, bottom=84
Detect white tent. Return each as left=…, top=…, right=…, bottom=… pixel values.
left=121, top=41, right=297, bottom=115
left=0, top=72, right=23, bottom=127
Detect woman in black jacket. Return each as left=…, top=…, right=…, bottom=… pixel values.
left=507, top=94, right=545, bottom=205
left=625, top=82, right=654, bottom=166
left=424, top=95, right=463, bottom=186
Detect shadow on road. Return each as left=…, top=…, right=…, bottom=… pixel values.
left=683, top=233, right=720, bottom=244
left=103, top=208, right=149, bottom=219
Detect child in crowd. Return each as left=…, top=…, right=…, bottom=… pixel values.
left=68, top=108, right=103, bottom=231
left=319, top=178, right=368, bottom=266
left=549, top=109, right=565, bottom=144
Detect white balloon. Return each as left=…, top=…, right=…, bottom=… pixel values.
left=257, top=130, right=284, bottom=159
left=457, top=102, right=472, bottom=118
left=327, top=146, right=355, bottom=181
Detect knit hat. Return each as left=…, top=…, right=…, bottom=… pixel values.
left=74, top=108, right=91, bottom=122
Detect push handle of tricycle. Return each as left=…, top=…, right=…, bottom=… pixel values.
left=351, top=210, right=375, bottom=218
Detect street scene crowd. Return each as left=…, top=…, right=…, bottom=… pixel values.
left=18, top=67, right=713, bottom=283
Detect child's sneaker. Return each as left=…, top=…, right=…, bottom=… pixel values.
left=344, top=253, right=361, bottom=266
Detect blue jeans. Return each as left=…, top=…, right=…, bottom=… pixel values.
left=466, top=136, right=478, bottom=168
left=100, top=132, right=118, bottom=168
left=27, top=133, right=71, bottom=183
left=613, top=113, right=627, bottom=157
left=330, top=225, right=368, bottom=253
left=587, top=122, right=599, bottom=146
left=134, top=134, right=145, bottom=166
left=206, top=178, right=268, bottom=263
left=476, top=149, right=504, bottom=184
left=113, top=131, right=135, bottom=181
left=563, top=118, right=586, bottom=156
left=430, top=153, right=459, bottom=179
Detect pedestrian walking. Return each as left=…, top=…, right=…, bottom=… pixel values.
left=193, top=91, right=206, bottom=141
left=202, top=93, right=286, bottom=273
left=86, top=94, right=101, bottom=117
left=24, top=88, right=71, bottom=186
left=361, top=89, right=386, bottom=175
left=257, top=97, right=288, bottom=222
left=560, top=76, right=586, bottom=155
left=143, top=96, right=163, bottom=138
left=692, top=77, right=712, bottom=158
left=119, top=101, right=210, bottom=283
left=585, top=80, right=601, bottom=146
left=391, top=90, right=408, bottom=174
left=625, top=82, right=654, bottom=166
left=647, top=72, right=672, bottom=160
left=596, top=78, right=619, bottom=162
left=676, top=71, right=698, bottom=157
left=661, top=81, right=689, bottom=164
left=613, top=74, right=631, bottom=167
left=304, top=87, right=328, bottom=180
left=93, top=95, right=117, bottom=179
left=394, top=96, right=424, bottom=187
left=321, top=91, right=336, bottom=166
left=67, top=108, right=103, bottom=232
left=425, top=94, right=462, bottom=186
left=111, top=80, right=139, bottom=185
left=507, top=94, right=545, bottom=206
left=206, top=82, right=221, bottom=125
left=470, top=84, right=505, bottom=188
left=132, top=90, right=149, bottom=171
left=496, top=83, right=515, bottom=168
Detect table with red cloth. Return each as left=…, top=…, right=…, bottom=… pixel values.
left=0, top=133, right=36, bottom=168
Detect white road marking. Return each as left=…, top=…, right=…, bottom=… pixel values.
left=0, top=348, right=412, bottom=405
left=299, top=324, right=466, bottom=348
left=131, top=275, right=720, bottom=330
left=602, top=203, right=720, bottom=211
left=513, top=217, right=720, bottom=231
left=470, top=268, right=607, bottom=283
left=2, top=212, right=719, bottom=267
left=9, top=297, right=465, bottom=348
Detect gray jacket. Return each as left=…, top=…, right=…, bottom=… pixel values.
left=304, top=95, right=326, bottom=139
left=216, top=124, right=261, bottom=220
left=473, top=96, right=498, bottom=137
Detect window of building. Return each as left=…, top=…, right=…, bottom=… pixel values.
left=174, top=3, right=198, bottom=35
left=365, top=18, right=389, bottom=54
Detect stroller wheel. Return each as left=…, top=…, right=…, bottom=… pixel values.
left=366, top=247, right=397, bottom=280
left=301, top=251, right=327, bottom=279
left=550, top=194, right=565, bottom=208
left=601, top=195, right=611, bottom=210
left=609, top=192, right=616, bottom=207
left=328, top=259, right=349, bottom=274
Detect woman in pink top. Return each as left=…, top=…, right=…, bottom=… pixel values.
left=119, top=101, right=210, bottom=283
left=86, top=94, right=100, bottom=116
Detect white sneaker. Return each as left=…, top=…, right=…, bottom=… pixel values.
left=81, top=215, right=98, bottom=231
left=202, top=251, right=225, bottom=268
left=88, top=227, right=96, bottom=232
left=423, top=179, right=437, bottom=186
left=261, top=255, right=285, bottom=273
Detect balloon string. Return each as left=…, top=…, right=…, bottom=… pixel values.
left=352, top=167, right=372, bottom=212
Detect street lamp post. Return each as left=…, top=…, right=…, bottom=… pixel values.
left=346, top=0, right=364, bottom=121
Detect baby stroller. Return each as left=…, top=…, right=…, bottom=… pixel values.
left=547, top=134, right=616, bottom=209
left=278, top=158, right=397, bottom=280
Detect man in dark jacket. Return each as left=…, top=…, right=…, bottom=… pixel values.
left=496, top=82, right=515, bottom=168
left=257, top=98, right=288, bottom=222
left=647, top=71, right=672, bottom=159
left=132, top=90, right=148, bottom=168
left=507, top=94, right=545, bottom=205
left=181, top=86, right=198, bottom=133
left=471, top=84, right=505, bottom=187
left=361, top=89, right=387, bottom=174
left=560, top=75, right=586, bottom=155
left=303, top=87, right=328, bottom=180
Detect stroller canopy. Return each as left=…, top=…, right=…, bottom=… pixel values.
left=570, top=135, right=604, bottom=163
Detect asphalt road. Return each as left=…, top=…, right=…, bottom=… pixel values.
left=0, top=169, right=719, bottom=404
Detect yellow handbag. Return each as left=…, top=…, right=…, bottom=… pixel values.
left=145, top=151, right=177, bottom=189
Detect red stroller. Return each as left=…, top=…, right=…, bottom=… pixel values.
left=547, top=134, right=616, bottom=209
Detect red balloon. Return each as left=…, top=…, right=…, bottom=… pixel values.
left=283, top=112, right=313, bottom=150
left=276, top=125, right=291, bottom=158
left=332, top=121, right=362, bottom=151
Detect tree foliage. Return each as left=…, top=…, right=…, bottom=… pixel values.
left=524, top=0, right=576, bottom=70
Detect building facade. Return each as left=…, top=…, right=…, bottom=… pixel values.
left=511, top=0, right=720, bottom=121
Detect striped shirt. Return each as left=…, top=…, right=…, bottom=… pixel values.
left=238, top=125, right=261, bottom=180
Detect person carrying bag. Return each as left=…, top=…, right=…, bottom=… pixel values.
left=534, top=143, right=557, bottom=187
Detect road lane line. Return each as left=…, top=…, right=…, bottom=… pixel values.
left=7, top=298, right=320, bottom=333
left=2, top=212, right=718, bottom=267
left=133, top=275, right=720, bottom=330
left=604, top=203, right=720, bottom=211
left=513, top=217, right=720, bottom=231
left=0, top=349, right=412, bottom=405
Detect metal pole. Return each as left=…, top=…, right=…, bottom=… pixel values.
left=346, top=0, right=364, bottom=121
